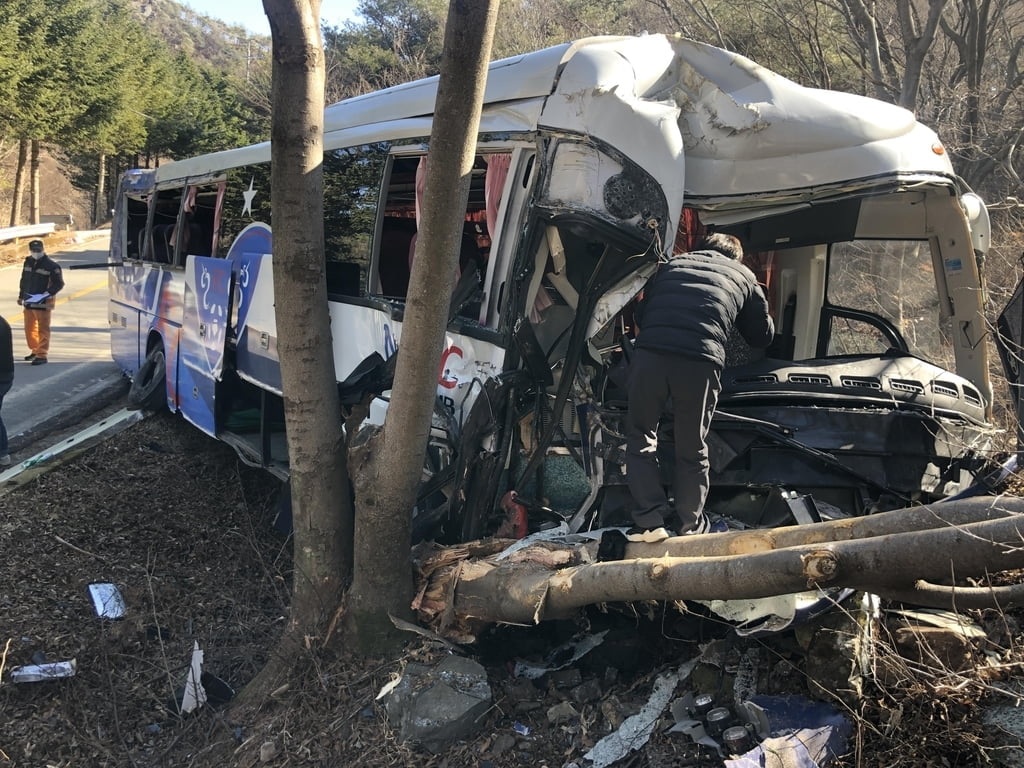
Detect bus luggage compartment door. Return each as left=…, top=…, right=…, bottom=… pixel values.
left=178, top=255, right=234, bottom=436
left=232, top=252, right=282, bottom=394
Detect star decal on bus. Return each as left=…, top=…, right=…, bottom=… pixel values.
left=242, top=177, right=257, bottom=216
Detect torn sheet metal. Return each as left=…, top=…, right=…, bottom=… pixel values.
left=513, top=630, right=608, bottom=680
left=495, top=522, right=605, bottom=560
left=583, top=659, right=697, bottom=768
left=88, top=582, right=127, bottom=619
left=698, top=588, right=855, bottom=637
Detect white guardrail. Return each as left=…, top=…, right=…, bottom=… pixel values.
left=0, top=223, right=57, bottom=243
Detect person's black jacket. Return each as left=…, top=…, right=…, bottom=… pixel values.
left=19, top=254, right=64, bottom=303
left=634, top=249, right=774, bottom=367
left=0, top=316, right=13, bottom=386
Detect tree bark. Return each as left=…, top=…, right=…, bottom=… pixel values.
left=94, top=152, right=106, bottom=229
left=344, top=0, right=501, bottom=654
left=263, top=0, right=350, bottom=635
left=413, top=497, right=1024, bottom=636
left=9, top=139, right=27, bottom=227
left=29, top=140, right=42, bottom=225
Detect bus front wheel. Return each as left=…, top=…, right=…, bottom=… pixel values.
left=128, top=345, right=167, bottom=411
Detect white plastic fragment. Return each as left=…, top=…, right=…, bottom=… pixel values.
left=181, top=641, right=207, bottom=713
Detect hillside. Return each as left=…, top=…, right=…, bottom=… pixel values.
left=129, top=0, right=271, bottom=79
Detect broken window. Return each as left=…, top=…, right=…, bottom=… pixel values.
left=826, top=240, right=952, bottom=368
left=371, top=151, right=510, bottom=327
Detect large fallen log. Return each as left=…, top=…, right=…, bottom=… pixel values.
left=414, top=496, right=1024, bottom=638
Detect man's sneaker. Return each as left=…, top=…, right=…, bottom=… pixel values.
left=31, top=357, right=48, bottom=366
left=0, top=454, right=11, bottom=467
left=24, top=353, right=35, bottom=361
left=626, top=525, right=676, bottom=542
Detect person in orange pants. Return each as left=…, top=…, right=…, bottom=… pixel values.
left=17, top=239, right=64, bottom=365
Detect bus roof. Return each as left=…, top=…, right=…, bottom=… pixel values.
left=153, top=34, right=958, bottom=210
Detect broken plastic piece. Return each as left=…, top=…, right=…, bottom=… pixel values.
left=9, top=659, right=77, bottom=683
left=180, top=641, right=207, bottom=713
left=88, top=582, right=127, bottom=619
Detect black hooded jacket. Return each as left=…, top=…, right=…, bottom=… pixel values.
left=634, top=249, right=775, bottom=367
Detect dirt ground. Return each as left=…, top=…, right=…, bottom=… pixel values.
left=2, top=409, right=1024, bottom=768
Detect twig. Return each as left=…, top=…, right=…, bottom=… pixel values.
left=0, top=636, right=11, bottom=683
left=53, top=534, right=108, bottom=562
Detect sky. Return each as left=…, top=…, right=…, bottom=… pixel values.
left=182, top=0, right=362, bottom=36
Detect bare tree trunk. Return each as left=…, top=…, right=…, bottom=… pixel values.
left=29, top=140, right=41, bottom=225
left=263, top=0, right=350, bottom=633
left=344, top=0, right=501, bottom=653
left=413, top=497, right=1024, bottom=637
left=9, top=139, right=27, bottom=227
left=94, top=153, right=107, bottom=228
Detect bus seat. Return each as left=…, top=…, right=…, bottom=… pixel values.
left=150, top=224, right=173, bottom=264
left=326, top=261, right=362, bottom=297
left=378, top=219, right=416, bottom=297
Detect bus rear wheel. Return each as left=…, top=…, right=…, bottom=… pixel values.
left=128, top=345, right=167, bottom=411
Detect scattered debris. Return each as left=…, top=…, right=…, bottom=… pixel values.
left=87, top=582, right=127, bottom=619
left=180, top=641, right=207, bottom=714
left=583, top=659, right=698, bottom=768
left=8, top=658, right=77, bottom=683
left=513, top=630, right=608, bottom=680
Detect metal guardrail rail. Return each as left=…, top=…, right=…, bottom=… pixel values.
left=0, top=223, right=57, bottom=243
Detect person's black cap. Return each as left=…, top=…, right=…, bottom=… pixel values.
left=28, top=239, right=44, bottom=251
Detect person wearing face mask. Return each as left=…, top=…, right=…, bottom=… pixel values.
left=17, top=239, right=64, bottom=365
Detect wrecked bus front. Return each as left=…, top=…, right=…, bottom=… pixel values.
left=445, top=35, right=997, bottom=541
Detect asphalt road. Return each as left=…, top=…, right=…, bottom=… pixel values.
left=1, top=232, right=128, bottom=456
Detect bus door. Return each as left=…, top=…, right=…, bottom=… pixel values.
left=178, top=255, right=234, bottom=436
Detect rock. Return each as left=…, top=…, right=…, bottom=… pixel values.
left=571, top=678, right=603, bottom=704
left=550, top=668, right=583, bottom=688
left=983, top=699, right=1024, bottom=767
left=803, top=599, right=875, bottom=707
left=892, top=625, right=975, bottom=672
left=383, top=655, right=493, bottom=753
left=547, top=701, right=580, bottom=725
left=259, top=741, right=278, bottom=761
left=491, top=732, right=516, bottom=756
left=600, top=695, right=627, bottom=730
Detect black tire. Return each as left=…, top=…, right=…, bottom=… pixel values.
left=128, top=345, right=167, bottom=411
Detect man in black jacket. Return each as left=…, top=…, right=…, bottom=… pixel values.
left=17, top=239, right=64, bottom=365
left=0, top=314, right=13, bottom=465
left=626, top=233, right=774, bottom=534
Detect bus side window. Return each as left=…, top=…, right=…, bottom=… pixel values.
left=124, top=196, right=149, bottom=260
left=378, top=216, right=416, bottom=297
left=218, top=164, right=271, bottom=255
left=323, top=145, right=386, bottom=299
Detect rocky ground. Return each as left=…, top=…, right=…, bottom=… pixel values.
left=2, top=408, right=1024, bottom=767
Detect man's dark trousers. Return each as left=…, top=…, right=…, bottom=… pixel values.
left=625, top=348, right=720, bottom=532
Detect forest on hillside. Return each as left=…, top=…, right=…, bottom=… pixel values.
left=1, top=0, right=1022, bottom=229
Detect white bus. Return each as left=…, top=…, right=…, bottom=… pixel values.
left=108, top=33, right=997, bottom=542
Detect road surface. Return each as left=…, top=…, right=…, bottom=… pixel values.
left=0, top=232, right=126, bottom=456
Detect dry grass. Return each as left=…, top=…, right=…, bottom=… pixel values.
left=3, top=412, right=1024, bottom=767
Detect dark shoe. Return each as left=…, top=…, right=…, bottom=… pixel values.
left=31, top=357, right=48, bottom=366
left=597, top=529, right=629, bottom=561
left=24, top=353, right=35, bottom=361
